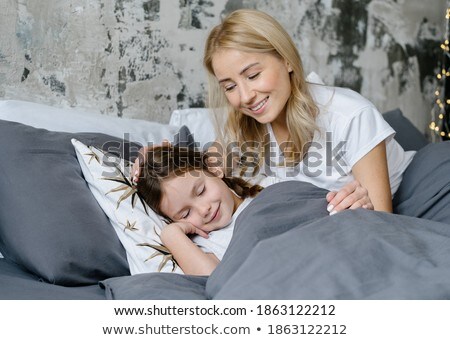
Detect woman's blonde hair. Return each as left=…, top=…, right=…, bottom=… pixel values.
left=203, top=9, right=318, bottom=174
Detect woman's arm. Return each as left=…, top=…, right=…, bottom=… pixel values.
left=350, top=141, right=392, bottom=212
left=327, top=141, right=392, bottom=213
left=161, top=222, right=220, bottom=276
left=327, top=141, right=391, bottom=213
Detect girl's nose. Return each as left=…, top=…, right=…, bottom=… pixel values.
left=198, top=202, right=211, bottom=218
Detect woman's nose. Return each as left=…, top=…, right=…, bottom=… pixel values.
left=239, top=83, right=256, bottom=105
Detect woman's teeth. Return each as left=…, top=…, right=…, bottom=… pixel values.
left=250, top=97, right=268, bottom=111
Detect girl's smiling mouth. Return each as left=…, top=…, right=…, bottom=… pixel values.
left=209, top=204, right=220, bottom=223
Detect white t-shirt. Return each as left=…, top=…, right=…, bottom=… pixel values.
left=192, top=176, right=280, bottom=260
left=259, top=84, right=415, bottom=195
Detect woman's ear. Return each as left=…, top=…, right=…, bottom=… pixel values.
left=285, top=60, right=293, bottom=73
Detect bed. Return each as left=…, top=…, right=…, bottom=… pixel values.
left=1, top=99, right=449, bottom=300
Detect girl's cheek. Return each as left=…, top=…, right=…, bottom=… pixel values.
left=188, top=217, right=200, bottom=228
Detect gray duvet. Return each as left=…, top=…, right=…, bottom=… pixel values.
left=102, top=174, right=450, bottom=299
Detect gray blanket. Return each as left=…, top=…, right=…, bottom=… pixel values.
left=101, top=141, right=450, bottom=299
left=102, top=179, right=450, bottom=299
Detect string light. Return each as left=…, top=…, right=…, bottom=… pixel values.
left=430, top=4, right=450, bottom=141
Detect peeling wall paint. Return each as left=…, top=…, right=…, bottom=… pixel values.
left=0, top=0, right=446, bottom=132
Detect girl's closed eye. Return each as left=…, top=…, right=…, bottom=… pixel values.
left=198, top=185, right=206, bottom=195
left=181, top=209, right=190, bottom=219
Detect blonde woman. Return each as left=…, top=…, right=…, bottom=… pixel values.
left=134, top=9, right=415, bottom=214
left=201, top=9, right=415, bottom=213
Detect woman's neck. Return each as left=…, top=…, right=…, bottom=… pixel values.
left=270, top=116, right=289, bottom=147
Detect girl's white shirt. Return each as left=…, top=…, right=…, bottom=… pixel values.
left=191, top=176, right=280, bottom=260
left=261, top=83, right=415, bottom=195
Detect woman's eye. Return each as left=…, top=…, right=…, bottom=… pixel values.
left=224, top=84, right=236, bottom=92
left=248, top=72, right=260, bottom=80
left=198, top=186, right=205, bottom=195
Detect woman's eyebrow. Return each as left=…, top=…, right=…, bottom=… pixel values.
left=218, top=62, right=260, bottom=83
left=240, top=62, right=260, bottom=74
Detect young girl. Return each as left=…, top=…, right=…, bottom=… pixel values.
left=136, top=145, right=267, bottom=276
left=202, top=9, right=416, bottom=213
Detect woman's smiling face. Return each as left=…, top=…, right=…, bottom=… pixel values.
left=159, top=169, right=242, bottom=233
left=212, top=49, right=293, bottom=125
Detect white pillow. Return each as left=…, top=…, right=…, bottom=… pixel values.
left=0, top=100, right=179, bottom=146
left=71, top=138, right=183, bottom=275
left=169, top=108, right=216, bottom=148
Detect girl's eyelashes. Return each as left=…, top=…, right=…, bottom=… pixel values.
left=178, top=185, right=205, bottom=219
left=199, top=186, right=205, bottom=195
left=181, top=209, right=190, bottom=219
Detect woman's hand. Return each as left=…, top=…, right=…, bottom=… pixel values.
left=326, top=180, right=374, bottom=215
left=205, top=144, right=225, bottom=178
left=131, top=140, right=171, bottom=183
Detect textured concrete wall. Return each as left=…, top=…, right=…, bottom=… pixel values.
left=0, top=0, right=446, bottom=132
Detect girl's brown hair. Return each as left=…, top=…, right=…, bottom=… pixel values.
left=136, top=145, right=262, bottom=221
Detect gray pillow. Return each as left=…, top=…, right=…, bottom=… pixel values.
left=393, top=141, right=450, bottom=224
left=0, top=119, right=133, bottom=286
left=382, top=108, right=429, bottom=151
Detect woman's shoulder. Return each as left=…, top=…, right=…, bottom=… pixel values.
left=308, top=84, right=381, bottom=133
left=309, top=83, right=377, bottom=120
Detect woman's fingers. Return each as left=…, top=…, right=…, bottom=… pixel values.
left=327, top=180, right=372, bottom=215
left=206, top=145, right=224, bottom=177
left=326, top=191, right=337, bottom=203
left=326, top=181, right=358, bottom=213
left=131, top=148, right=147, bottom=183
left=131, top=141, right=173, bottom=183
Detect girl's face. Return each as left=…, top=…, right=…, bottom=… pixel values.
left=212, top=49, right=293, bottom=125
left=159, top=169, right=242, bottom=233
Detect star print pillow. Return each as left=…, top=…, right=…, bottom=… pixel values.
left=71, top=139, right=183, bottom=275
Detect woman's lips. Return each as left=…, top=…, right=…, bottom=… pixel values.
left=249, top=96, right=268, bottom=113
